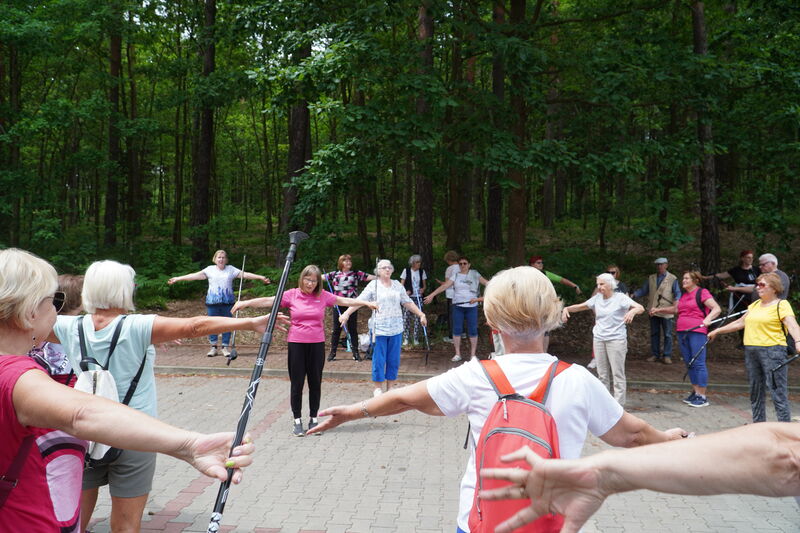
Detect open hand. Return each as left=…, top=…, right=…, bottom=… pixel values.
left=305, top=404, right=359, bottom=435
left=183, top=432, right=255, bottom=484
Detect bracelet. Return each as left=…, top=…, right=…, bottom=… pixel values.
left=360, top=400, right=373, bottom=418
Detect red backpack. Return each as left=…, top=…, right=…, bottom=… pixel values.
left=468, top=359, right=571, bottom=533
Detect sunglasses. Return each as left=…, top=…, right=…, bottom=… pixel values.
left=52, top=291, right=66, bottom=313
left=606, top=271, right=618, bottom=275
left=756, top=282, right=768, bottom=288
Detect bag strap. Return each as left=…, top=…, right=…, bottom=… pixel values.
left=0, top=435, right=35, bottom=508
left=479, top=359, right=515, bottom=397
left=695, top=289, right=709, bottom=317
left=78, top=315, right=127, bottom=371
left=529, top=361, right=571, bottom=404
left=777, top=300, right=788, bottom=340
left=121, top=349, right=148, bottom=406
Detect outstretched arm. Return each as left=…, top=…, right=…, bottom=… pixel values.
left=14, top=369, right=255, bottom=484
left=335, top=296, right=378, bottom=310
left=561, top=302, right=590, bottom=322
left=424, top=279, right=454, bottom=304
left=167, top=271, right=206, bottom=285
left=150, top=313, right=288, bottom=344
left=481, top=423, right=800, bottom=533
left=232, top=296, right=276, bottom=314
left=239, top=271, right=271, bottom=284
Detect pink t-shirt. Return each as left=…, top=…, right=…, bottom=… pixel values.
left=0, top=356, right=87, bottom=532
left=280, top=288, right=338, bottom=343
left=676, top=288, right=713, bottom=333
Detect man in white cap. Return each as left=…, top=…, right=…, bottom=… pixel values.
left=633, top=257, right=681, bottom=364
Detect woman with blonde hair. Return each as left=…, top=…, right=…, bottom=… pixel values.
left=168, top=249, right=270, bottom=357
left=709, top=272, right=800, bottom=422
left=308, top=266, right=685, bottom=533
left=0, top=249, right=255, bottom=532
left=233, top=265, right=377, bottom=436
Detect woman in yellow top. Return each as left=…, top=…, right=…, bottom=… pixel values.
left=708, top=272, right=800, bottom=422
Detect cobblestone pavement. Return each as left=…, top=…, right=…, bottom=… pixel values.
left=85, top=373, right=800, bottom=533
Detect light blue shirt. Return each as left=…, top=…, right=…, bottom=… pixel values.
left=55, top=314, right=158, bottom=417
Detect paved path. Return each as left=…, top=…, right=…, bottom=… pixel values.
left=86, top=374, right=800, bottom=532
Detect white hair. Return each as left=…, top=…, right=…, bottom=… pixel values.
left=759, top=253, right=778, bottom=267
left=0, top=248, right=58, bottom=330
left=82, top=260, right=136, bottom=313
left=596, top=273, right=618, bottom=289
left=375, top=259, right=394, bottom=275
left=408, top=254, right=422, bottom=266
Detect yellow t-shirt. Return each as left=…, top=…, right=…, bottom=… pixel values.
left=743, top=299, right=795, bottom=347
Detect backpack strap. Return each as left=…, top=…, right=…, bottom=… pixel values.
left=121, top=350, right=148, bottom=406
left=479, top=359, right=515, bottom=397
left=78, top=315, right=127, bottom=371
left=529, top=361, right=571, bottom=404
left=0, top=435, right=35, bottom=508
left=695, top=289, right=709, bottom=317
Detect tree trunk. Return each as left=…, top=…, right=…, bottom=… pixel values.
left=485, top=0, right=505, bottom=251
left=125, top=28, right=142, bottom=241
left=190, top=0, right=216, bottom=261
left=691, top=1, right=720, bottom=274
left=104, top=6, right=123, bottom=248
left=506, top=0, right=527, bottom=266
left=413, top=2, right=435, bottom=272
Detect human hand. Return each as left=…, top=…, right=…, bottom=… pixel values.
left=262, top=277, right=271, bottom=285
left=575, top=286, right=582, bottom=295
left=623, top=310, right=636, bottom=324
left=423, top=295, right=434, bottom=305
left=306, top=404, right=360, bottom=435
left=367, top=302, right=379, bottom=311
left=561, top=308, right=571, bottom=323
left=167, top=277, right=178, bottom=285
left=181, top=432, right=254, bottom=484
left=480, top=446, right=607, bottom=533
left=707, top=330, right=718, bottom=342
left=252, top=312, right=290, bottom=334
left=664, top=427, right=690, bottom=440
left=648, top=307, right=657, bottom=317
left=420, top=315, right=427, bottom=328
left=231, top=300, right=249, bottom=314
left=339, top=313, right=351, bottom=327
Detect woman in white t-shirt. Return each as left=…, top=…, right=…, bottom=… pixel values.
left=399, top=254, right=428, bottom=346
left=425, top=256, right=489, bottom=362
left=309, top=266, right=685, bottom=533
left=168, top=249, right=270, bottom=357
left=562, top=273, right=644, bottom=406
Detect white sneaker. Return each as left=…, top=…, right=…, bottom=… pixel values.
left=373, top=388, right=383, bottom=397
left=587, top=359, right=597, bottom=369
left=206, top=346, right=218, bottom=357
left=451, top=355, right=462, bottom=362
left=221, top=347, right=231, bottom=358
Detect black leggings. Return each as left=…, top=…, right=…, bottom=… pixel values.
left=330, top=306, right=359, bottom=356
left=287, top=342, right=325, bottom=419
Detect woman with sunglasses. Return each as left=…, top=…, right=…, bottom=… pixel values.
left=709, top=272, right=800, bottom=422
left=425, top=257, right=489, bottom=362
left=47, top=259, right=280, bottom=533
left=0, top=249, right=255, bottom=532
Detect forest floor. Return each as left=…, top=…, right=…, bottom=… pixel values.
left=146, top=298, right=800, bottom=388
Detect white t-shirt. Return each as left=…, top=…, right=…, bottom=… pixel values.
left=450, top=270, right=481, bottom=308
left=202, top=265, right=242, bottom=305
left=585, top=292, right=636, bottom=341
left=444, top=264, right=459, bottom=299
left=400, top=268, right=427, bottom=297
left=358, top=280, right=412, bottom=336
left=427, top=353, right=623, bottom=532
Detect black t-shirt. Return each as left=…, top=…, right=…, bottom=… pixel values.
left=727, top=265, right=758, bottom=305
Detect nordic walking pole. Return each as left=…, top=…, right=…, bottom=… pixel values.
left=206, top=231, right=308, bottom=533
left=324, top=271, right=353, bottom=354
left=415, top=295, right=431, bottom=365
left=683, top=293, right=747, bottom=380
left=226, top=255, right=247, bottom=366
left=772, top=353, right=800, bottom=373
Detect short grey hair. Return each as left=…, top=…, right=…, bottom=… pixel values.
left=82, top=260, right=137, bottom=313
left=375, top=259, right=394, bottom=275
left=0, top=248, right=58, bottom=330
left=596, top=273, right=618, bottom=289
left=408, top=254, right=422, bottom=266
left=759, top=253, right=778, bottom=267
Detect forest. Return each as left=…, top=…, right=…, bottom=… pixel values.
left=1, top=0, right=798, bottom=305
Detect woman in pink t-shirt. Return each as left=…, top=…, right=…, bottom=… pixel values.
left=659, top=271, right=721, bottom=407
left=233, top=265, right=377, bottom=436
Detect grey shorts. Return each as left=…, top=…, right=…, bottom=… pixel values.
left=83, top=449, right=157, bottom=498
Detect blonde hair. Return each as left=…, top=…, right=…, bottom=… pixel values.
left=212, top=249, right=228, bottom=263
left=82, top=260, right=137, bottom=313
left=444, top=250, right=459, bottom=263
left=483, top=266, right=563, bottom=339
left=337, top=254, right=352, bottom=271
left=757, top=272, right=783, bottom=296
left=0, top=248, right=58, bottom=330
left=298, top=264, right=323, bottom=296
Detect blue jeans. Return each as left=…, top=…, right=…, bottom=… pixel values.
left=372, top=334, right=402, bottom=382
left=744, top=345, right=791, bottom=422
left=678, top=331, right=708, bottom=387
left=452, top=305, right=478, bottom=337
left=649, top=316, right=673, bottom=358
left=206, top=303, right=233, bottom=346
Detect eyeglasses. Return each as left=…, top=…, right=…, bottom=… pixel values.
left=458, top=262, right=469, bottom=266
left=756, top=282, right=768, bottom=288
left=52, top=291, right=66, bottom=313
left=606, top=271, right=618, bottom=275
left=379, top=266, right=393, bottom=270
